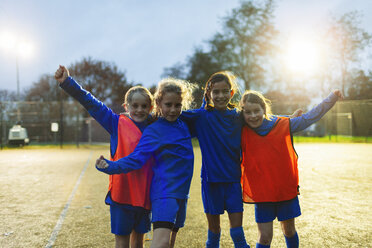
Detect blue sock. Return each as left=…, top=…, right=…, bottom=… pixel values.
left=230, top=226, right=250, bottom=248
left=284, top=232, right=299, bottom=248
left=206, top=229, right=220, bottom=248
left=256, top=244, right=270, bottom=248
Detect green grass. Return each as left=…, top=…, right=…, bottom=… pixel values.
left=1, top=135, right=370, bottom=151
left=0, top=142, right=110, bottom=150
left=293, top=135, right=371, bottom=143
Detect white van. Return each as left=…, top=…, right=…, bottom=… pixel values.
left=8, top=124, right=30, bottom=146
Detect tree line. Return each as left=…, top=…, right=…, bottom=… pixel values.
left=1, top=0, right=371, bottom=113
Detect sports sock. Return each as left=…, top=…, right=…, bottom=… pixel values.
left=256, top=244, right=270, bottom=248
left=230, top=226, right=250, bottom=248
left=284, top=232, right=299, bottom=248
left=206, top=229, right=220, bottom=248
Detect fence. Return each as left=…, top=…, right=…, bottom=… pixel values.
left=0, top=99, right=371, bottom=147
left=0, top=101, right=110, bottom=148
left=271, top=99, right=372, bottom=138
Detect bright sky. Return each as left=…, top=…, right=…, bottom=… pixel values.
left=0, top=0, right=371, bottom=93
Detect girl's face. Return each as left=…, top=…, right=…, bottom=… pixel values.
left=159, top=92, right=182, bottom=122
left=209, top=80, right=232, bottom=110
left=242, top=102, right=265, bottom=128
left=125, top=93, right=152, bottom=123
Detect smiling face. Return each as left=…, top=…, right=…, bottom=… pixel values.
left=125, top=92, right=152, bottom=123
left=209, top=80, right=232, bottom=110
left=242, top=101, right=265, bottom=128
left=159, top=92, right=182, bottom=122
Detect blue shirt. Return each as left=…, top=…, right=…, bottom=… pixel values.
left=181, top=108, right=242, bottom=183
left=252, top=92, right=339, bottom=135
left=97, top=117, right=194, bottom=201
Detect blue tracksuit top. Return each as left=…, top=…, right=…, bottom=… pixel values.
left=181, top=108, right=242, bottom=183
left=252, top=92, right=339, bottom=135
left=60, top=77, right=150, bottom=156
left=97, top=117, right=194, bottom=201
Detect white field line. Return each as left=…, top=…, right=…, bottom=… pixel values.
left=45, top=152, right=92, bottom=248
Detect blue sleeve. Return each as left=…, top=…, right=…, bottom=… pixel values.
left=180, top=108, right=203, bottom=121
left=290, top=92, right=339, bottom=133
left=96, top=127, right=159, bottom=175
left=60, top=77, right=119, bottom=135
left=180, top=108, right=204, bottom=137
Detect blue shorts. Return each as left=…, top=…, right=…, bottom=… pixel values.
left=151, top=198, right=187, bottom=229
left=110, top=204, right=151, bottom=236
left=202, top=181, right=243, bottom=215
left=255, top=196, right=301, bottom=223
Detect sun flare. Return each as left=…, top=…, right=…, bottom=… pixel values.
left=283, top=34, right=323, bottom=76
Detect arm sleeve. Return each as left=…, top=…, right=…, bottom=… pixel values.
left=180, top=108, right=203, bottom=137
left=97, top=128, right=159, bottom=175
left=180, top=108, right=203, bottom=121
left=290, top=92, right=339, bottom=133
left=60, top=77, right=119, bottom=135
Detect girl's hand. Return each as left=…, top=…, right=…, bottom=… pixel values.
left=54, top=65, right=70, bottom=84
left=96, top=155, right=109, bottom=169
left=290, top=108, right=303, bottom=119
left=333, top=89, right=344, bottom=100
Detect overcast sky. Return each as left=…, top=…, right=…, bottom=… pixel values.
left=0, top=0, right=371, bottom=93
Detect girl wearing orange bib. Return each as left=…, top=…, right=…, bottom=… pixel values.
left=55, top=65, right=154, bottom=248
left=240, top=90, right=343, bottom=248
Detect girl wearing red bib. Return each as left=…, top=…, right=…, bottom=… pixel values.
left=240, top=90, right=343, bottom=248
left=55, top=66, right=154, bottom=248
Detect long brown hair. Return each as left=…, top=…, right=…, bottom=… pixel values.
left=204, top=71, right=239, bottom=110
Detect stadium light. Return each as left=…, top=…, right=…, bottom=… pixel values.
left=0, top=31, right=34, bottom=101
left=0, top=31, right=33, bottom=123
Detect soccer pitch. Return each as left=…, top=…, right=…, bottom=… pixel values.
left=0, top=143, right=371, bottom=247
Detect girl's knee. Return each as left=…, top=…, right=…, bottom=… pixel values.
left=283, top=228, right=296, bottom=238
left=258, top=232, right=273, bottom=246
left=130, top=236, right=144, bottom=248
left=228, top=212, right=243, bottom=228
left=281, top=219, right=296, bottom=237
left=115, top=234, right=130, bottom=248
left=282, top=224, right=296, bottom=237
left=150, top=239, right=169, bottom=248
left=208, top=226, right=221, bottom=234
left=206, top=214, right=221, bottom=233
left=130, top=232, right=144, bottom=248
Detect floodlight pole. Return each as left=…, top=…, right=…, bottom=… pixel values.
left=16, top=54, right=20, bottom=100
left=16, top=53, right=21, bottom=122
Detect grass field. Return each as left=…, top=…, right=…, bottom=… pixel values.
left=0, top=143, right=371, bottom=247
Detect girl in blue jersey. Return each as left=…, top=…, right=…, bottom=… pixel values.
left=181, top=71, right=250, bottom=248
left=55, top=65, right=154, bottom=248
left=95, top=78, right=195, bottom=248
left=240, top=90, right=343, bottom=248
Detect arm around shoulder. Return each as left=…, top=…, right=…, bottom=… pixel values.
left=97, top=127, right=159, bottom=175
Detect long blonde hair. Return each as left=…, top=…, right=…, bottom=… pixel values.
left=154, top=78, right=195, bottom=116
